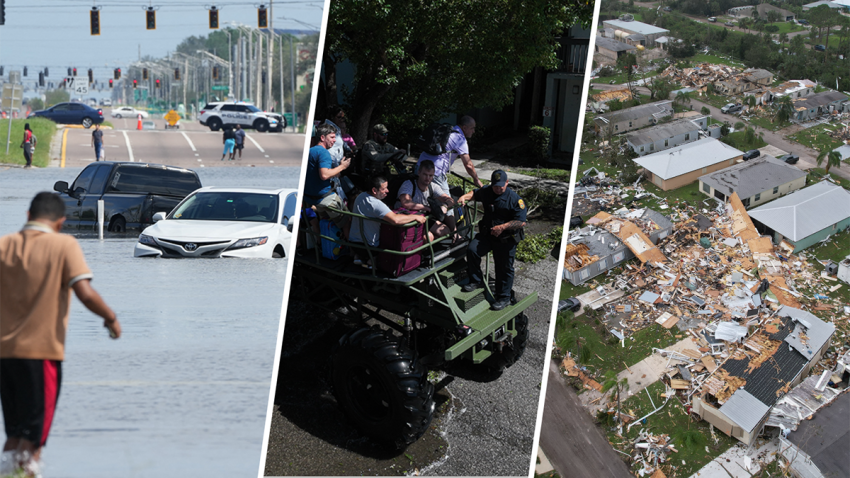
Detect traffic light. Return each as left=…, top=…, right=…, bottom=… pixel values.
left=209, top=6, right=219, bottom=29
left=174, top=68, right=180, bottom=81
left=0, top=0, right=5, bottom=26
left=67, top=67, right=72, bottom=76
left=155, top=79, right=161, bottom=88
left=44, top=67, right=48, bottom=77
left=114, top=68, right=121, bottom=80
left=133, top=79, right=138, bottom=89
left=145, top=7, right=156, bottom=30
left=88, top=69, right=93, bottom=84
left=0, top=66, right=4, bottom=76
left=90, top=7, right=100, bottom=36
left=258, top=6, right=267, bottom=28
left=73, top=67, right=77, bottom=76
left=23, top=66, right=27, bottom=77
left=143, top=68, right=148, bottom=80
left=212, top=66, right=219, bottom=80
left=109, top=79, right=113, bottom=88
left=38, top=72, right=44, bottom=87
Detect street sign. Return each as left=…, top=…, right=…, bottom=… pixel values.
left=164, top=110, right=181, bottom=126
left=211, top=85, right=228, bottom=91
left=66, top=77, right=89, bottom=95
left=1, top=84, right=24, bottom=111
left=542, top=106, right=554, bottom=117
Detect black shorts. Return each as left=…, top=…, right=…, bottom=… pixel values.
left=235, top=142, right=244, bottom=150
left=0, top=359, right=62, bottom=447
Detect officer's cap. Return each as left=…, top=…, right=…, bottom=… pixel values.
left=491, top=170, right=508, bottom=187
left=373, top=124, right=389, bottom=134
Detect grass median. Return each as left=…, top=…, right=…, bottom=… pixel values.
left=0, top=118, right=56, bottom=168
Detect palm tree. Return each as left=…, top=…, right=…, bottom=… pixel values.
left=675, top=91, right=692, bottom=106
left=705, top=82, right=716, bottom=96
left=779, top=32, right=789, bottom=48
left=743, top=95, right=757, bottom=109
left=773, top=95, right=795, bottom=123
left=601, top=370, right=631, bottom=430
left=817, top=149, right=843, bottom=174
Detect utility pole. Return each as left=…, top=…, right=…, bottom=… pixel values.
left=290, top=35, right=296, bottom=130
left=279, top=34, right=284, bottom=124
left=257, top=33, right=264, bottom=109
left=267, top=0, right=274, bottom=111
left=247, top=30, right=253, bottom=101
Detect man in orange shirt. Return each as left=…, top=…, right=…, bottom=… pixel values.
left=0, top=192, right=121, bottom=476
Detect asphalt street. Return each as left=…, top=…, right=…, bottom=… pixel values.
left=53, top=109, right=306, bottom=169
left=264, top=249, right=559, bottom=476
left=539, top=361, right=633, bottom=478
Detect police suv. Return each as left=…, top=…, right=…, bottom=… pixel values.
left=198, top=102, right=284, bottom=133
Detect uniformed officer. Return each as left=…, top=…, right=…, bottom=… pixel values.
left=361, top=124, right=406, bottom=174
left=458, top=170, right=527, bottom=311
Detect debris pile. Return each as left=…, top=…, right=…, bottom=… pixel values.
left=632, top=430, right=677, bottom=477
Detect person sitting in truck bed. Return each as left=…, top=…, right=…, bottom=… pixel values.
left=395, top=160, right=454, bottom=243
left=350, top=176, right=426, bottom=267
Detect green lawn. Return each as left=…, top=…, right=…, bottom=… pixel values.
left=512, top=167, right=572, bottom=182
left=603, top=382, right=738, bottom=478
left=745, top=113, right=793, bottom=132
left=721, top=130, right=768, bottom=150
left=786, top=123, right=846, bottom=152
left=767, top=22, right=804, bottom=35
left=696, top=93, right=736, bottom=110
left=0, top=118, right=56, bottom=167
left=687, top=53, right=746, bottom=68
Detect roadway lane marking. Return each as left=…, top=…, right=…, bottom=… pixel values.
left=181, top=131, right=197, bottom=151
left=245, top=134, right=265, bottom=153
left=61, top=129, right=68, bottom=168
left=122, top=131, right=135, bottom=162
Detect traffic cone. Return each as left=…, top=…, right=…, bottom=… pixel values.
left=137, top=114, right=143, bottom=130
left=0, top=111, right=6, bottom=119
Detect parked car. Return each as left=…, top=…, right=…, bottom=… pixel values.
left=53, top=162, right=201, bottom=233
left=134, top=187, right=298, bottom=258
left=779, top=154, right=799, bottom=164
left=743, top=149, right=761, bottom=161
left=198, top=102, right=280, bottom=132
left=724, top=21, right=735, bottom=27
left=663, top=6, right=671, bottom=11
left=708, top=17, right=717, bottom=22
left=28, top=102, right=104, bottom=128
left=721, top=103, right=742, bottom=114
left=100, top=98, right=112, bottom=107
left=797, top=19, right=809, bottom=25
left=557, top=298, right=582, bottom=313
left=814, top=44, right=826, bottom=52
left=111, top=106, right=149, bottom=119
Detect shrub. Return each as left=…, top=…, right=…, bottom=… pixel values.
left=700, top=106, right=710, bottom=115
left=528, top=125, right=551, bottom=165
left=734, top=121, right=745, bottom=130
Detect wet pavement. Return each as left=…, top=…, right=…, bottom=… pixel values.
left=0, top=166, right=299, bottom=477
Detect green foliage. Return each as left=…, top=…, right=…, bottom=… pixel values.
left=0, top=118, right=56, bottom=167
left=616, top=53, right=637, bottom=70
left=516, top=226, right=563, bottom=263
left=27, top=98, right=44, bottom=111
left=720, top=124, right=730, bottom=136
left=700, top=106, right=710, bottom=115
left=734, top=121, right=745, bottom=130
left=325, top=0, right=594, bottom=144
left=816, top=149, right=843, bottom=174
left=44, top=89, right=70, bottom=107
left=528, top=126, right=551, bottom=165
left=674, top=429, right=708, bottom=451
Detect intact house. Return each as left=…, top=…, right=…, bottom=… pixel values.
left=749, top=181, right=850, bottom=253
left=803, top=0, right=850, bottom=10
left=698, top=155, right=807, bottom=208
left=594, top=36, right=637, bottom=63
left=563, top=208, right=672, bottom=285
left=634, top=137, right=743, bottom=191
left=593, top=101, right=673, bottom=135
left=692, top=307, right=835, bottom=446
left=626, top=117, right=708, bottom=156
left=793, top=91, right=849, bottom=121
left=728, top=4, right=795, bottom=20
left=601, top=18, right=669, bottom=48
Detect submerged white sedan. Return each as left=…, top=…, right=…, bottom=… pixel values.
left=134, top=187, right=298, bottom=258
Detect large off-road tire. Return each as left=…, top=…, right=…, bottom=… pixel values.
left=485, top=312, right=529, bottom=372
left=330, top=327, right=435, bottom=449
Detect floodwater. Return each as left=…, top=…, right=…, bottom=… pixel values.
left=0, top=166, right=300, bottom=477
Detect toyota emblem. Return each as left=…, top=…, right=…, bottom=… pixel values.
left=184, top=243, right=198, bottom=251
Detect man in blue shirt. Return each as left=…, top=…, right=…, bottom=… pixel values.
left=304, top=124, right=351, bottom=237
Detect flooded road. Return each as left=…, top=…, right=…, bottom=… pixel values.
left=0, top=166, right=299, bottom=477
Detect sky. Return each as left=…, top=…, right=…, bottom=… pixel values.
left=0, top=0, right=324, bottom=84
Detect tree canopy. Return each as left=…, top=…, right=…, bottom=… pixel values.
left=323, top=0, right=594, bottom=144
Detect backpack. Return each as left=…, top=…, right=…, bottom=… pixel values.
left=418, top=123, right=457, bottom=156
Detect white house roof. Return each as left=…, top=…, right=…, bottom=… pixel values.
left=749, top=181, right=850, bottom=242
left=699, top=155, right=807, bottom=199
left=634, top=137, right=743, bottom=180
left=833, top=144, right=850, bottom=161
left=720, top=389, right=771, bottom=433
left=603, top=19, right=669, bottom=36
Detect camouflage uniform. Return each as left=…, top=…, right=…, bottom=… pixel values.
left=361, top=140, right=403, bottom=174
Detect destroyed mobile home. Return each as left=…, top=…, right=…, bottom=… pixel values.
left=562, top=186, right=848, bottom=451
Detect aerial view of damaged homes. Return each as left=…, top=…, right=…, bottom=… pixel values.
left=545, top=10, right=849, bottom=478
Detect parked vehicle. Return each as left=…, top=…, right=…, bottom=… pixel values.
left=663, top=6, right=671, bottom=11
left=100, top=98, right=112, bottom=107
left=557, top=298, right=582, bottom=313
left=28, top=102, right=104, bottom=128
left=111, top=106, right=149, bottom=119
left=743, top=149, right=761, bottom=161
left=724, top=21, right=735, bottom=27
left=780, top=154, right=799, bottom=164
left=814, top=44, right=826, bottom=52
left=198, top=102, right=280, bottom=132
left=721, top=103, right=742, bottom=114
left=53, top=162, right=201, bottom=233
left=708, top=17, right=717, bottom=22
left=797, top=19, right=809, bottom=25
left=134, top=187, right=297, bottom=258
